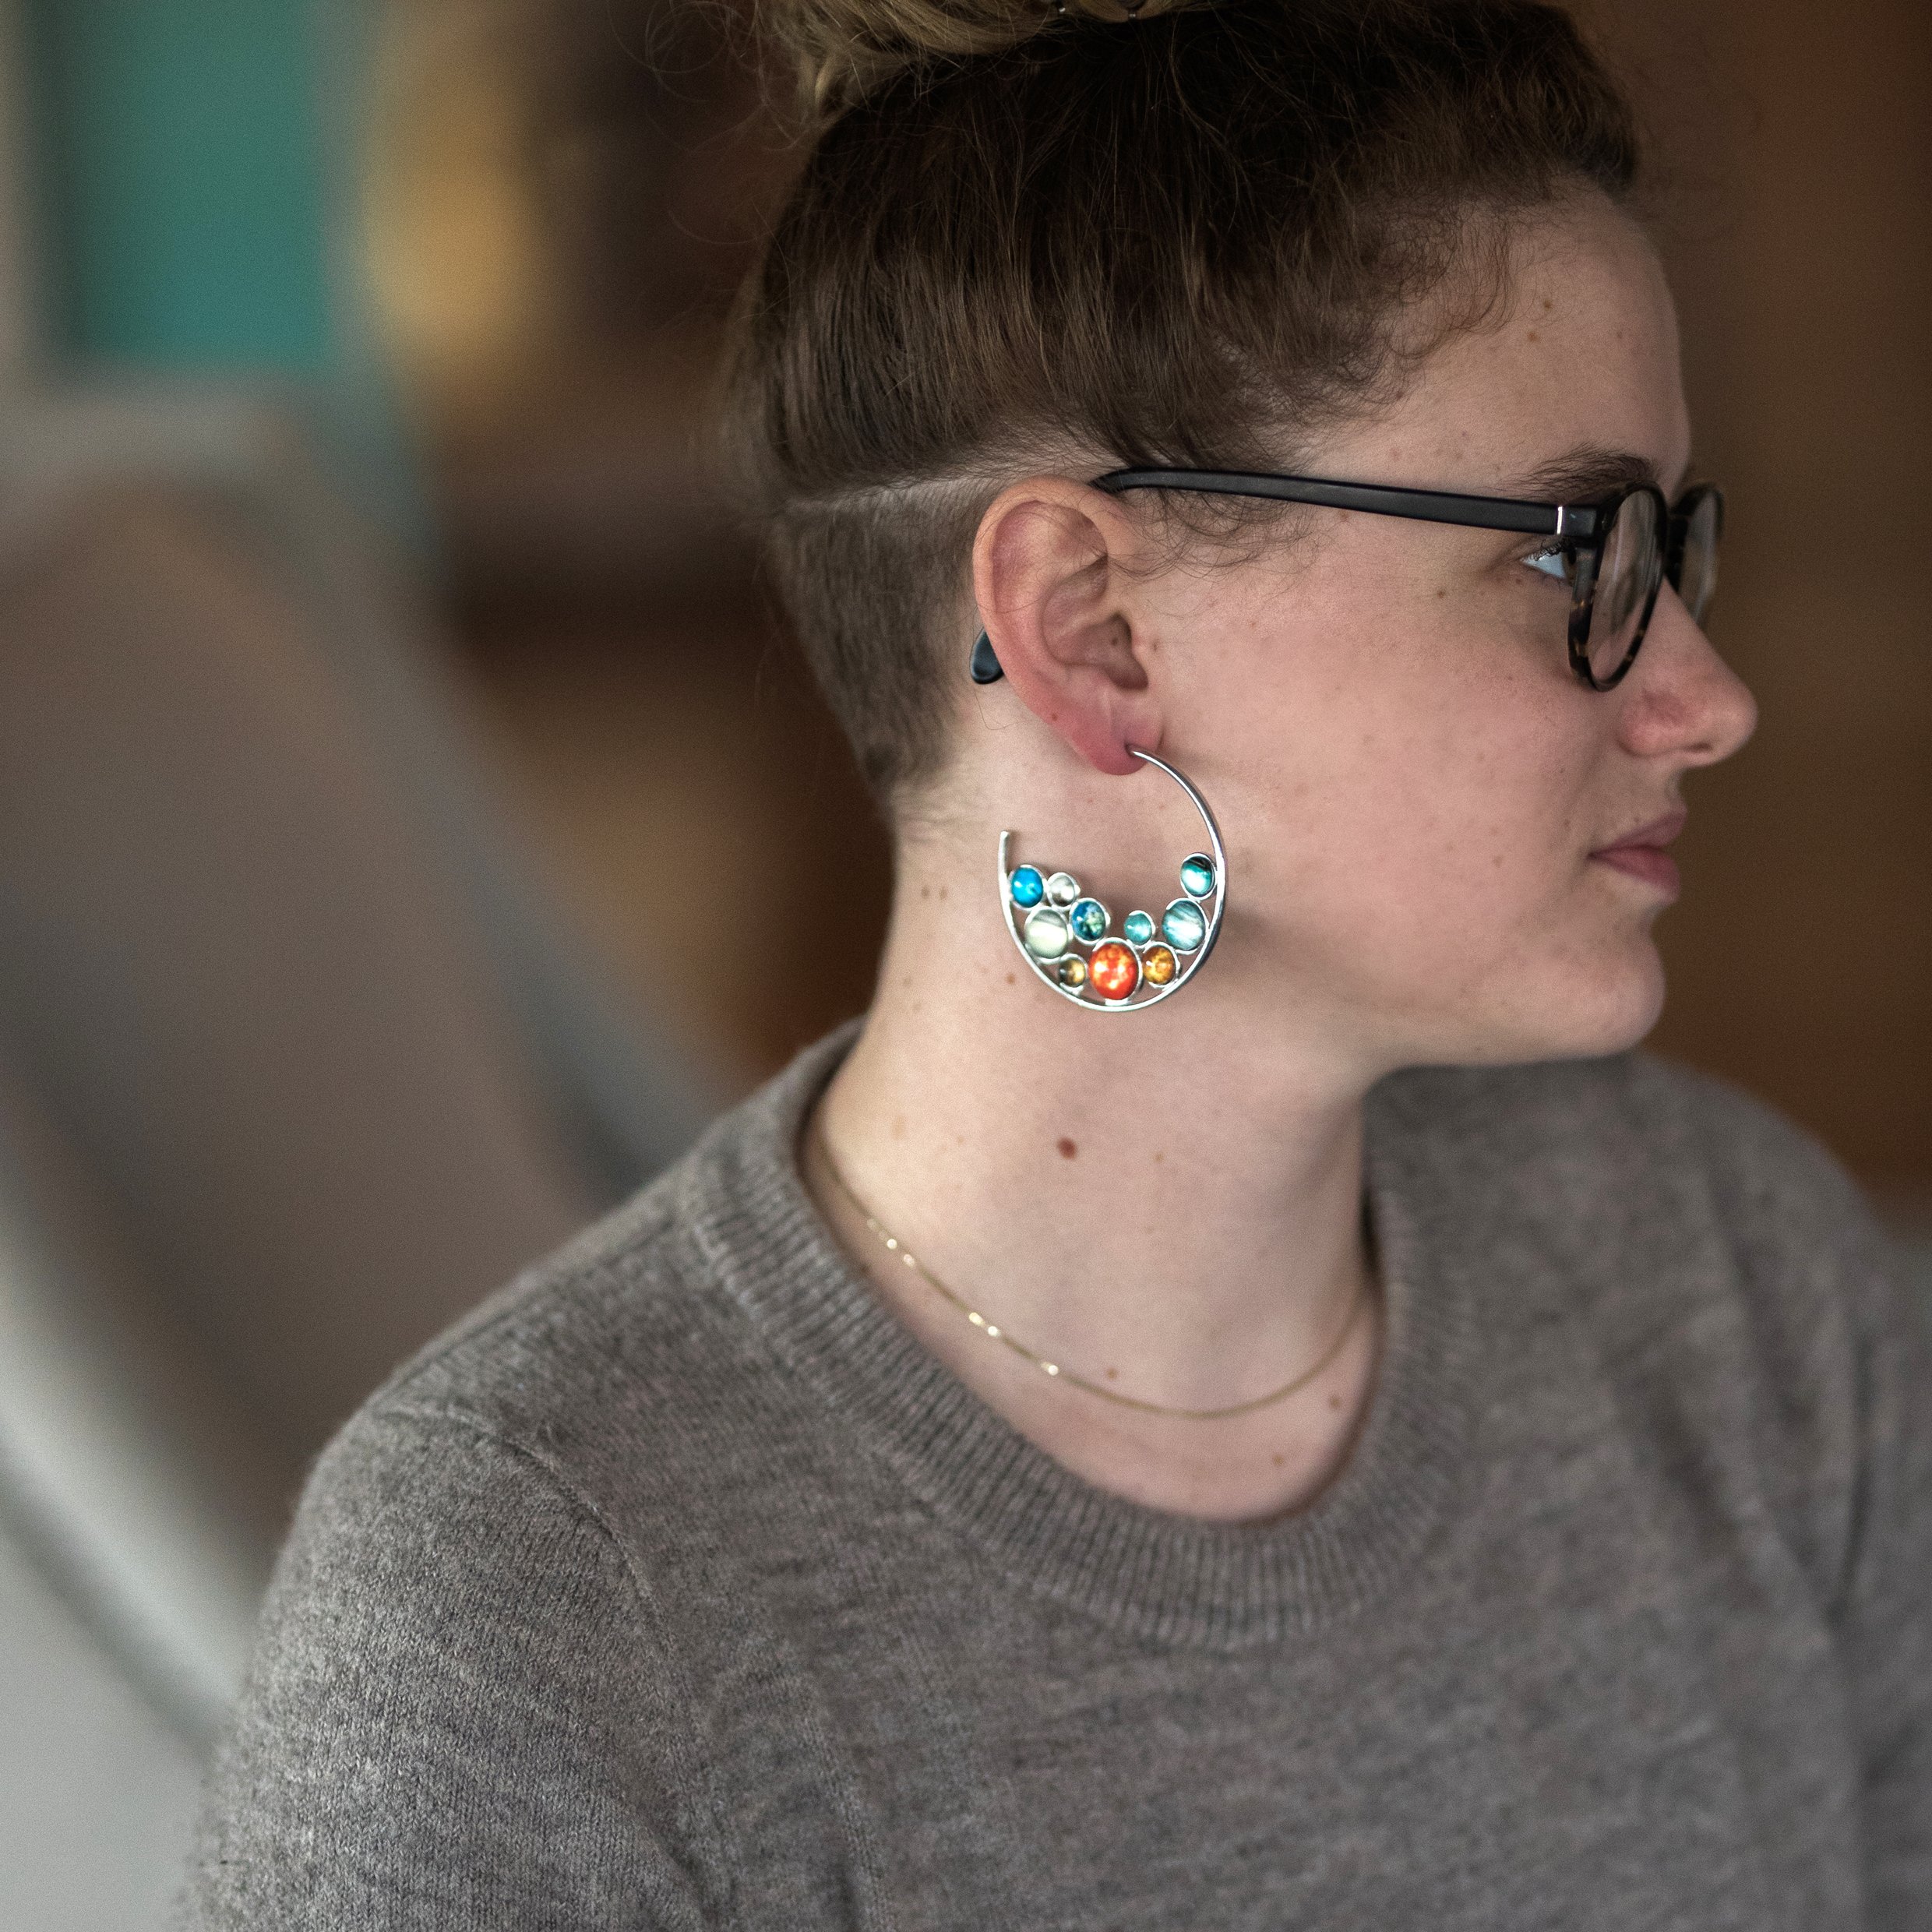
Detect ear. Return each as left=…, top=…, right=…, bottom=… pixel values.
left=970, top=476, right=1162, bottom=777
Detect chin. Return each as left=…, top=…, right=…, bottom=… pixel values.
left=1420, top=938, right=1667, bottom=1069
left=1532, top=943, right=1668, bottom=1062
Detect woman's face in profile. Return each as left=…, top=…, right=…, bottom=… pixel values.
left=1162, top=192, right=1758, bottom=1074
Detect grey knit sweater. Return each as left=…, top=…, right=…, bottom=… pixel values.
left=176, top=1028, right=1932, bottom=1930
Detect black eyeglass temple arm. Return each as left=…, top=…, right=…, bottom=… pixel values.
left=966, top=467, right=1606, bottom=683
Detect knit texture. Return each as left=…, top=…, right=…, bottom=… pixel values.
left=175, top=1027, right=1932, bottom=1929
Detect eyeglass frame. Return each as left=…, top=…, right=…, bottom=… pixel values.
left=967, top=466, right=1724, bottom=693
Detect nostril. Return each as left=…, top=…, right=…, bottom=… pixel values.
left=1682, top=649, right=1756, bottom=763
left=1613, top=614, right=1756, bottom=766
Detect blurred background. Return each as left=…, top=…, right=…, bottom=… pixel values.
left=0, top=1, right=1923, bottom=1924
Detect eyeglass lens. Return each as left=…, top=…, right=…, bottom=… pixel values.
left=1675, top=488, right=1721, bottom=625
left=1584, top=490, right=1664, bottom=684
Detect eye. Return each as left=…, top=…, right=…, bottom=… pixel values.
left=1521, top=543, right=1574, bottom=587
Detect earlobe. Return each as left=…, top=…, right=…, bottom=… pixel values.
left=971, top=478, right=1162, bottom=777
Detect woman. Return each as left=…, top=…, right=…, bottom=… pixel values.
left=180, top=0, right=1931, bottom=1925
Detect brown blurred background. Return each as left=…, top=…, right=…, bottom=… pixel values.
left=371, top=0, right=1931, bottom=1194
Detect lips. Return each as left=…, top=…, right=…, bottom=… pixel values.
left=1590, top=806, right=1687, bottom=897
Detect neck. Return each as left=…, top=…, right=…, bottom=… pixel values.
left=813, top=828, right=1379, bottom=1419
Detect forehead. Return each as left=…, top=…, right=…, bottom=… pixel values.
left=1330, top=195, right=1691, bottom=497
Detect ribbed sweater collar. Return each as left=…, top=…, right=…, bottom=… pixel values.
left=681, top=1024, right=1481, bottom=1653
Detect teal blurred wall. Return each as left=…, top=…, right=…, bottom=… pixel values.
left=26, top=0, right=333, bottom=372
left=17, top=0, right=428, bottom=548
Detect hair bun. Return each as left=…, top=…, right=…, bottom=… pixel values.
left=756, top=0, right=1208, bottom=118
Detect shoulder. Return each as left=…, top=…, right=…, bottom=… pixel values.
left=1380, top=1052, right=1921, bottom=1616
left=353, top=1155, right=754, bottom=1468
left=292, top=1026, right=856, bottom=1571
left=181, top=1274, right=728, bottom=1927
left=232, top=1133, right=756, bottom=1720
left=178, top=1401, right=685, bottom=1926
left=333, top=1108, right=805, bottom=1527
left=178, top=1059, right=839, bottom=1924
left=1374, top=1049, right=1881, bottom=1257
left=1374, top=1047, right=1902, bottom=1374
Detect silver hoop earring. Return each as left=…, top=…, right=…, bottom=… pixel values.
left=999, top=748, right=1226, bottom=1010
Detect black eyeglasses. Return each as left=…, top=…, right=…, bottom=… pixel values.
left=968, top=466, right=1723, bottom=693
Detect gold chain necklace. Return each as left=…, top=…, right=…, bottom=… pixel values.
left=817, top=1137, right=1374, bottom=1421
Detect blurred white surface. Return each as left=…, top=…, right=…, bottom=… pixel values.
left=0, top=1064, right=270, bottom=1746
left=0, top=1525, right=205, bottom=1932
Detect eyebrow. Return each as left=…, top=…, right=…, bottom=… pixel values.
left=1509, top=445, right=1667, bottom=502
left=1516, top=446, right=1697, bottom=504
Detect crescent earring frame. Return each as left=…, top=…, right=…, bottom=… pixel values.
left=998, top=746, right=1227, bottom=1012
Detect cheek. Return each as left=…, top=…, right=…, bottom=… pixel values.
left=1222, top=610, right=1597, bottom=972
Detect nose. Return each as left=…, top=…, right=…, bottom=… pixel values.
left=1614, top=584, right=1757, bottom=767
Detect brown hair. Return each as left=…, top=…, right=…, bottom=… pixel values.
left=718, top=0, right=1639, bottom=802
